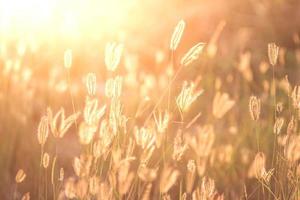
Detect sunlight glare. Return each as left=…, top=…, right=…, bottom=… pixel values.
left=0, top=0, right=135, bottom=40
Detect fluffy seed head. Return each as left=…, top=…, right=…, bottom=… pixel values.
left=42, top=152, right=50, bottom=168
left=274, top=117, right=284, bottom=135
left=268, top=43, right=279, bottom=66
left=78, top=122, right=97, bottom=145
left=248, top=152, right=266, bottom=180
left=47, top=107, right=80, bottom=138
left=105, top=42, right=123, bottom=71
left=176, top=82, right=203, bottom=113
left=134, top=127, right=155, bottom=149
left=170, top=20, right=185, bottom=51
left=154, top=111, right=170, bottom=134
left=285, top=135, right=300, bottom=163
left=181, top=43, right=205, bottom=66
left=105, top=76, right=123, bottom=99
left=83, top=98, right=106, bottom=126
left=212, top=92, right=235, bottom=119
left=85, top=73, right=97, bottom=96
left=291, top=86, right=300, bottom=109
left=37, top=115, right=49, bottom=146
left=59, top=168, right=64, bottom=181
left=15, top=169, right=26, bottom=183
left=186, top=125, right=215, bottom=157
left=249, top=96, right=261, bottom=121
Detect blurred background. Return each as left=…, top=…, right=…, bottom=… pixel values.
left=0, top=0, right=300, bottom=199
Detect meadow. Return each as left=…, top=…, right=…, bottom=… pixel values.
left=0, top=0, right=300, bottom=199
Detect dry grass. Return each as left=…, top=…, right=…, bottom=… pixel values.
left=1, top=3, right=300, bottom=199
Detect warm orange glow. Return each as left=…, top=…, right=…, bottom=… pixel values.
left=0, top=0, right=136, bottom=41
left=1, top=1, right=299, bottom=199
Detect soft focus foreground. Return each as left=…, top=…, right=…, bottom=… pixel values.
left=1, top=0, right=300, bottom=199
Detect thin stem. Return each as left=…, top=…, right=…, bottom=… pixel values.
left=38, top=145, right=44, bottom=199
left=66, top=69, right=78, bottom=128
left=258, top=179, right=279, bottom=200
left=51, top=156, right=57, bottom=200
left=272, top=65, right=277, bottom=120
left=167, top=50, right=175, bottom=111
left=255, top=122, right=260, bottom=152
left=143, top=63, right=184, bottom=126
left=270, top=64, right=278, bottom=198
left=45, top=168, right=48, bottom=200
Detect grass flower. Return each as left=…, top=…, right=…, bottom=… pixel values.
left=181, top=43, right=205, bottom=66
left=249, top=96, right=261, bottom=121
left=15, top=169, right=26, bottom=183
left=212, top=92, right=235, bottom=119
left=105, top=42, right=124, bottom=71
left=37, top=115, right=49, bottom=146
left=176, top=82, right=203, bottom=113
left=170, top=20, right=185, bottom=51
left=47, top=107, right=80, bottom=138
left=268, top=43, right=279, bottom=66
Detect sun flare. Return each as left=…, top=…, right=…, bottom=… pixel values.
left=0, top=0, right=135, bottom=40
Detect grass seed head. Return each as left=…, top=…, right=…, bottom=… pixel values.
left=249, top=96, right=261, bottom=121
left=59, top=168, right=64, bottom=181
left=37, top=115, right=49, bottom=146
left=268, top=43, right=279, bottom=66
left=181, top=43, right=205, bottom=66
left=176, top=82, right=203, bottom=113
left=105, top=42, right=124, bottom=71
left=212, top=92, right=235, bottom=119
left=274, top=117, right=284, bottom=135
left=15, top=169, right=26, bottom=183
left=170, top=20, right=185, bottom=51
left=42, top=152, right=50, bottom=168
left=85, top=73, right=97, bottom=96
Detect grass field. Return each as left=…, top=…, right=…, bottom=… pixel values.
left=0, top=0, right=300, bottom=199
